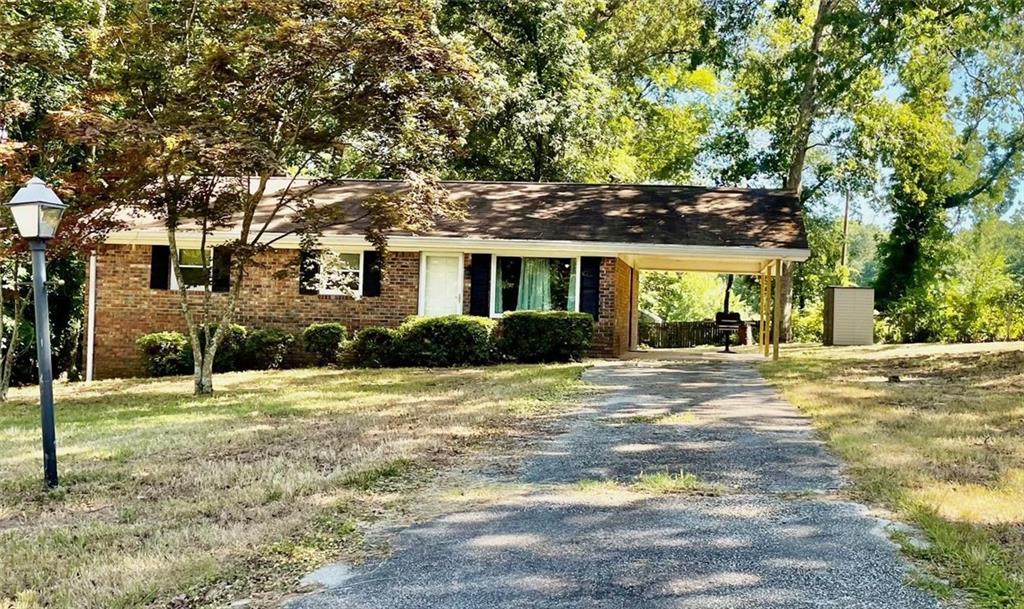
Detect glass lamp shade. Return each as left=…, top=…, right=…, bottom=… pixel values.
left=6, top=177, right=66, bottom=240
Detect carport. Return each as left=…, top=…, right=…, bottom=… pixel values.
left=617, top=248, right=809, bottom=360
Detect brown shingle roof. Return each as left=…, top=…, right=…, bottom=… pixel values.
left=125, top=179, right=809, bottom=250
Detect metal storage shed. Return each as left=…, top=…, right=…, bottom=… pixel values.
left=823, top=286, right=875, bottom=346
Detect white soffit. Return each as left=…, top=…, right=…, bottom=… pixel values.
left=104, top=231, right=811, bottom=265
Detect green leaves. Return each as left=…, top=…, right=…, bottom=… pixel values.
left=440, top=0, right=724, bottom=182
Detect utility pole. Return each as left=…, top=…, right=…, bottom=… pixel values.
left=840, top=190, right=851, bottom=271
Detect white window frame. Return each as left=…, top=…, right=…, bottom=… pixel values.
left=489, top=255, right=582, bottom=318
left=418, top=252, right=465, bottom=316
left=170, top=247, right=212, bottom=292
left=316, top=250, right=365, bottom=297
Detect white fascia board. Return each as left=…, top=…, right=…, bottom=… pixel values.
left=103, top=230, right=812, bottom=262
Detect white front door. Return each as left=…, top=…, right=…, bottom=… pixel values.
left=420, top=254, right=463, bottom=316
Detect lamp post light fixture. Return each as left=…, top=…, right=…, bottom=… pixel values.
left=6, top=177, right=66, bottom=488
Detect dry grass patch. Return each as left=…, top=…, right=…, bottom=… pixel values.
left=574, top=471, right=721, bottom=496
left=0, top=364, right=585, bottom=609
left=633, top=471, right=722, bottom=495
left=761, top=342, right=1024, bottom=608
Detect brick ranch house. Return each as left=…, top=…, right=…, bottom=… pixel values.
left=83, top=180, right=810, bottom=379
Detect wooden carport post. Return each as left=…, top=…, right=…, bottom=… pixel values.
left=759, top=270, right=768, bottom=356
left=773, top=259, right=783, bottom=360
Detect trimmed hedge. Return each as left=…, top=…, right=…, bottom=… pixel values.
left=138, top=311, right=594, bottom=376
left=302, top=323, right=348, bottom=366
left=136, top=331, right=191, bottom=377
left=182, top=324, right=248, bottom=372
left=242, top=328, right=295, bottom=370
left=494, top=311, right=594, bottom=363
left=394, top=315, right=496, bottom=367
left=344, top=327, right=399, bottom=368
left=138, top=325, right=299, bottom=376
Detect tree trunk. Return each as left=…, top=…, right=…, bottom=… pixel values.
left=66, top=318, right=83, bottom=383
left=723, top=274, right=733, bottom=313
left=194, top=351, right=215, bottom=395
left=781, top=263, right=794, bottom=342
left=785, top=0, right=834, bottom=193
left=0, top=292, right=26, bottom=402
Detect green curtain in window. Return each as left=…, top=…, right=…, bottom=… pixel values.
left=517, top=258, right=552, bottom=310
left=494, top=260, right=504, bottom=313
left=567, top=258, right=577, bottom=311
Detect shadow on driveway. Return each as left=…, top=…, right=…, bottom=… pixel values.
left=289, top=361, right=939, bottom=609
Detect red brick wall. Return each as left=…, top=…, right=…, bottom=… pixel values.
left=590, top=257, right=634, bottom=357
left=612, top=258, right=634, bottom=356
left=89, top=245, right=420, bottom=378
left=87, top=246, right=633, bottom=378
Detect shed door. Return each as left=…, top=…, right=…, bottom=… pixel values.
left=420, top=254, right=462, bottom=316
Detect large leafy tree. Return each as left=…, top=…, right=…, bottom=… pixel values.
left=704, top=0, right=1023, bottom=339
left=439, top=0, right=744, bottom=182
left=70, top=0, right=479, bottom=395
left=1, top=0, right=112, bottom=399
left=714, top=0, right=1011, bottom=194
left=857, top=15, right=1024, bottom=308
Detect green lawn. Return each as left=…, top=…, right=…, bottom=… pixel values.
left=761, top=342, right=1024, bottom=609
left=0, top=364, right=586, bottom=609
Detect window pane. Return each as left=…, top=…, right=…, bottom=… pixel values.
left=567, top=258, right=577, bottom=311
left=495, top=257, right=522, bottom=314
left=495, top=257, right=576, bottom=313
left=330, top=253, right=360, bottom=270
left=179, top=249, right=205, bottom=267
left=180, top=267, right=208, bottom=287
left=549, top=258, right=572, bottom=311
left=320, top=251, right=362, bottom=294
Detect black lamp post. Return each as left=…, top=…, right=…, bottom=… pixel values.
left=6, top=177, right=66, bottom=488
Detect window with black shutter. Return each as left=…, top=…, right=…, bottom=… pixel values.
left=579, top=256, right=601, bottom=320
left=468, top=254, right=491, bottom=316
left=150, top=245, right=171, bottom=290
left=363, top=250, right=382, bottom=297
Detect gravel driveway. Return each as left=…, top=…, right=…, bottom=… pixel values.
left=290, top=360, right=940, bottom=609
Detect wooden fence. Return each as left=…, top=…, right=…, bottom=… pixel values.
left=638, top=320, right=758, bottom=349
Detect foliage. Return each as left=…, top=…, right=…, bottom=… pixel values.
left=302, top=323, right=348, bottom=367
left=640, top=272, right=757, bottom=322
left=140, top=325, right=303, bottom=375
left=640, top=272, right=723, bottom=321
left=60, top=0, right=480, bottom=394
left=1, top=3, right=114, bottom=396
left=792, top=211, right=850, bottom=307
left=182, top=324, right=248, bottom=374
left=790, top=302, right=824, bottom=343
left=493, top=311, right=593, bottom=363
left=344, top=327, right=400, bottom=369
left=242, top=329, right=296, bottom=371
left=439, top=0, right=732, bottom=182
left=394, top=315, right=496, bottom=367
left=876, top=216, right=1024, bottom=343
left=845, top=221, right=883, bottom=287
left=136, top=332, right=191, bottom=377
left=703, top=1, right=1023, bottom=338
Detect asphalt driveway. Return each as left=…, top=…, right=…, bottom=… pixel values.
left=290, top=360, right=940, bottom=609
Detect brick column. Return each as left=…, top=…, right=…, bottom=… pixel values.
left=589, top=257, right=633, bottom=358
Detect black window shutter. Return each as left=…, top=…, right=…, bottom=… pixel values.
left=363, top=250, right=382, bottom=297
left=469, top=254, right=492, bottom=316
left=150, top=245, right=171, bottom=290
left=579, top=256, right=601, bottom=320
left=212, top=247, right=231, bottom=293
left=299, top=249, right=320, bottom=295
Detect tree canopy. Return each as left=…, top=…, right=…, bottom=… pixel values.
left=4, top=0, right=1024, bottom=354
